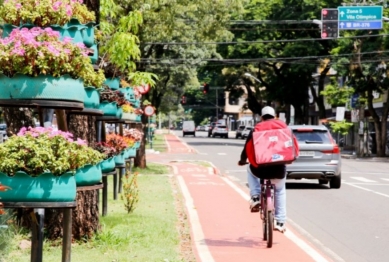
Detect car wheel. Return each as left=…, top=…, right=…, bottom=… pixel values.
left=330, top=174, right=341, bottom=189
left=318, top=179, right=328, bottom=185
left=183, top=133, right=185, bottom=137
left=225, top=135, right=228, bottom=139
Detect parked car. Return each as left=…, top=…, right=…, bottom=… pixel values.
left=241, top=126, right=253, bottom=139
left=211, top=125, right=228, bottom=138
left=235, top=125, right=246, bottom=139
left=286, top=125, right=341, bottom=189
left=208, top=122, right=217, bottom=137
left=182, top=120, right=195, bottom=137
left=198, top=126, right=207, bottom=131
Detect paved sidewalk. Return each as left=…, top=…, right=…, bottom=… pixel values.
left=147, top=134, right=331, bottom=262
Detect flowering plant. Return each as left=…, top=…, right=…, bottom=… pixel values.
left=105, top=134, right=128, bottom=153
left=92, top=142, right=117, bottom=159
left=0, top=27, right=105, bottom=87
left=0, top=0, right=95, bottom=27
left=123, top=128, right=143, bottom=141
left=0, top=127, right=104, bottom=176
left=99, top=85, right=127, bottom=105
left=122, top=104, right=135, bottom=113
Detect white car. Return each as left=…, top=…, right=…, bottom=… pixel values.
left=241, top=126, right=253, bottom=139
left=211, top=125, right=228, bottom=138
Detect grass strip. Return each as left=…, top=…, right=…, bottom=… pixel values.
left=148, top=134, right=168, bottom=152
left=3, top=163, right=194, bottom=262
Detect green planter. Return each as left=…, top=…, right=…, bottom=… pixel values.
left=104, top=77, right=120, bottom=90
left=84, top=87, right=100, bottom=109
left=75, top=164, right=102, bottom=186
left=99, top=157, right=115, bottom=173
left=134, top=141, right=141, bottom=149
left=81, top=22, right=95, bottom=47
left=134, top=99, right=141, bottom=108
left=0, top=74, right=85, bottom=102
left=119, top=88, right=136, bottom=102
left=98, top=101, right=118, bottom=116
left=114, top=152, right=125, bottom=165
left=136, top=115, right=142, bottom=122
left=0, top=172, right=76, bottom=202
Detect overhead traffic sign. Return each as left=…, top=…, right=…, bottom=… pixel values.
left=338, top=6, right=383, bottom=30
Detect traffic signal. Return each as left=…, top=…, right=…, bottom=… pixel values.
left=180, top=95, right=186, bottom=104
left=203, top=83, right=210, bottom=94
left=321, top=8, right=338, bottom=39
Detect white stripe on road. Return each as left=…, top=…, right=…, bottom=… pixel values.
left=220, top=176, right=331, bottom=262
left=381, top=178, right=389, bottom=182
left=217, top=153, right=227, bottom=155
left=177, top=175, right=215, bottom=262
left=350, top=177, right=377, bottom=183
left=344, top=182, right=389, bottom=198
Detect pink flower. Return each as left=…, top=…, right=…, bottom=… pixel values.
left=76, top=138, right=87, bottom=146
left=52, top=1, right=62, bottom=11
left=15, top=3, right=22, bottom=9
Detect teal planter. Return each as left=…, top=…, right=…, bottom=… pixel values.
left=135, top=115, right=142, bottom=122
left=124, top=147, right=136, bottom=158
left=98, top=101, right=118, bottom=116
left=119, top=88, right=136, bottom=102
left=0, top=74, right=85, bottom=102
left=89, top=44, right=98, bottom=64
left=134, top=141, right=141, bottom=149
left=99, top=157, right=115, bottom=173
left=1, top=24, right=17, bottom=37
left=83, top=87, right=100, bottom=109
left=82, top=22, right=96, bottom=47
left=114, top=152, right=125, bottom=165
left=0, top=172, right=76, bottom=202
left=104, top=77, right=120, bottom=90
left=134, top=99, right=141, bottom=108
left=75, top=164, right=102, bottom=186
left=116, top=107, right=123, bottom=119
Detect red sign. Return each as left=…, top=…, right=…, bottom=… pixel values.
left=144, top=105, right=155, bottom=116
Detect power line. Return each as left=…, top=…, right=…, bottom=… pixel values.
left=142, top=33, right=389, bottom=45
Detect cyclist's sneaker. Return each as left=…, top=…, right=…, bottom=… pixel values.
left=249, top=195, right=260, bottom=213
left=274, top=221, right=286, bottom=233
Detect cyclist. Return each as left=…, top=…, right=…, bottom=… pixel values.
left=238, top=106, right=298, bottom=233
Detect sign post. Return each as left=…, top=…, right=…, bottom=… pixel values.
left=144, top=105, right=155, bottom=149
left=338, top=6, right=383, bottom=30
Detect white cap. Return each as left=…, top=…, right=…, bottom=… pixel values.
left=261, top=106, right=275, bottom=117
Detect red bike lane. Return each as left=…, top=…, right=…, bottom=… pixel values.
left=149, top=134, right=331, bottom=262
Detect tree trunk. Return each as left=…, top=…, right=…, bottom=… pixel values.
left=134, top=116, right=147, bottom=168
left=44, top=115, right=101, bottom=240
left=2, top=108, right=35, bottom=134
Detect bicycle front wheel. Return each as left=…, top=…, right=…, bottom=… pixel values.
left=266, top=211, right=273, bottom=248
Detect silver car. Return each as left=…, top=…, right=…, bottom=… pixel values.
left=286, top=125, right=341, bottom=189
left=211, top=125, right=228, bottom=138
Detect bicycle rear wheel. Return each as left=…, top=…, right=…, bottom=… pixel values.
left=266, top=211, right=273, bottom=248
left=262, top=214, right=267, bottom=241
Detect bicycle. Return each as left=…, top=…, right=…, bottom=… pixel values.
left=259, top=178, right=275, bottom=248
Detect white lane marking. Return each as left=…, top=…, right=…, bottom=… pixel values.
left=350, top=177, right=376, bottom=183
left=287, top=219, right=344, bottom=262
left=198, top=153, right=208, bottom=155
left=164, top=135, right=171, bottom=152
left=381, top=178, right=389, bottom=182
left=217, top=153, right=227, bottom=155
left=228, top=175, right=240, bottom=181
left=192, top=174, right=207, bottom=177
left=220, top=176, right=333, bottom=262
left=344, top=183, right=389, bottom=186
left=207, top=167, right=214, bottom=175
left=344, top=182, right=389, bottom=198
left=177, top=176, right=215, bottom=262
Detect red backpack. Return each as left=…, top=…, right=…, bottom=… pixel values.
left=252, top=120, right=298, bottom=166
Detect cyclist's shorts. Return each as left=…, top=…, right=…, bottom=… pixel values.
left=249, top=164, right=286, bottom=179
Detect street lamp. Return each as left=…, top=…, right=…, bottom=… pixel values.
left=244, top=72, right=262, bottom=84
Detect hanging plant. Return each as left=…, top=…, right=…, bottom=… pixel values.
left=99, top=85, right=127, bottom=105
left=0, top=0, right=95, bottom=27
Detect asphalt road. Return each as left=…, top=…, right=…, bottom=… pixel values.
left=176, top=130, right=389, bottom=262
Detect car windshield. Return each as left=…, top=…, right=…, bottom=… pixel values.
left=246, top=127, right=253, bottom=131
left=293, top=130, right=331, bottom=144
left=218, top=125, right=227, bottom=128
left=239, top=126, right=245, bottom=130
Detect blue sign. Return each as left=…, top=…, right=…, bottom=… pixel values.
left=351, top=94, right=359, bottom=108
left=338, top=6, right=383, bottom=30
left=339, top=21, right=382, bottom=30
